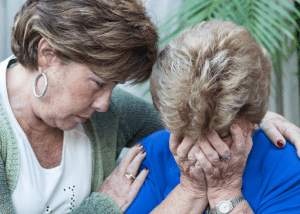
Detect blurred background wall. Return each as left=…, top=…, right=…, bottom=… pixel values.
left=0, top=0, right=299, bottom=126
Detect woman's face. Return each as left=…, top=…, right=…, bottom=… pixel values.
left=216, top=118, right=253, bottom=148
left=34, top=60, right=119, bottom=131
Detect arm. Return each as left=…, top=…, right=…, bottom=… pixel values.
left=73, top=144, right=149, bottom=214
left=260, top=111, right=300, bottom=157
left=126, top=130, right=207, bottom=214
left=150, top=184, right=207, bottom=214
left=112, top=87, right=164, bottom=153
left=0, top=157, right=15, bottom=214
left=196, top=124, right=255, bottom=214
left=151, top=132, right=208, bottom=214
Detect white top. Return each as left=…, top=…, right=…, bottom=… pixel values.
left=0, top=56, right=93, bottom=214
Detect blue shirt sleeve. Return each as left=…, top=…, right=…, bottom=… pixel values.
left=242, top=130, right=300, bottom=214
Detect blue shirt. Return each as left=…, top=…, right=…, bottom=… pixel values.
left=127, top=129, right=300, bottom=214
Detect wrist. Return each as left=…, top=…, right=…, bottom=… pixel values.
left=207, top=188, right=242, bottom=207
left=178, top=183, right=207, bottom=200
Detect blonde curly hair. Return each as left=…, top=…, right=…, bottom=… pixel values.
left=150, top=20, right=271, bottom=139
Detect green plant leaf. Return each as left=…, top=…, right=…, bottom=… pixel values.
left=158, top=0, right=211, bottom=34
left=253, top=14, right=290, bottom=55
left=260, top=0, right=299, bottom=28
left=207, top=0, right=225, bottom=19
left=253, top=6, right=294, bottom=44
left=254, top=0, right=294, bottom=31
left=254, top=21, right=287, bottom=61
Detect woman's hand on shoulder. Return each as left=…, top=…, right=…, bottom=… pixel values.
left=194, top=124, right=253, bottom=206
left=261, top=111, right=300, bottom=158
left=169, top=132, right=207, bottom=200
left=97, top=143, right=148, bottom=213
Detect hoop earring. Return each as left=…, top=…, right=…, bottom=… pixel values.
left=33, top=72, right=48, bottom=98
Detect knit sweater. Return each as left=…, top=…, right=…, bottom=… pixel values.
left=0, top=80, right=164, bottom=214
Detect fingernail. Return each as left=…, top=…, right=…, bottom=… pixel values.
left=136, top=143, right=142, bottom=147
left=277, top=141, right=284, bottom=148
left=231, top=124, right=237, bottom=129
left=145, top=167, right=148, bottom=171
left=141, top=149, right=146, bottom=154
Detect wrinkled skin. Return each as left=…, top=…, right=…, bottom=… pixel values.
left=98, top=143, right=149, bottom=213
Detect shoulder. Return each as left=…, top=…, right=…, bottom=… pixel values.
left=140, top=129, right=171, bottom=157
left=243, top=129, right=300, bottom=213
left=139, top=129, right=174, bottom=179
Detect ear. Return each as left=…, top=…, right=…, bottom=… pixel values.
left=37, top=38, right=58, bottom=71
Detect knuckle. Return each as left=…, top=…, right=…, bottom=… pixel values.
left=206, top=151, right=217, bottom=160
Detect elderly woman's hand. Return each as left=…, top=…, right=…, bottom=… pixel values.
left=97, top=143, right=148, bottom=213
left=261, top=111, right=300, bottom=157
left=195, top=124, right=253, bottom=207
left=169, top=132, right=207, bottom=200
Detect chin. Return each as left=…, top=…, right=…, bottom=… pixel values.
left=57, top=122, right=79, bottom=131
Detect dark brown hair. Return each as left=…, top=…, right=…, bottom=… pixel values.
left=11, top=0, right=158, bottom=84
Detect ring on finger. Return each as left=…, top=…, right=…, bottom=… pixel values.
left=125, top=172, right=136, bottom=181
left=179, top=158, right=188, bottom=163
left=220, top=155, right=231, bottom=162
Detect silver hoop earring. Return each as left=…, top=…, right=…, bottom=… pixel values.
left=33, top=72, right=48, bottom=98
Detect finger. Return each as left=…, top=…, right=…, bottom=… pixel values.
left=177, top=135, right=196, bottom=160
left=198, top=136, right=222, bottom=166
left=205, top=131, right=231, bottom=158
left=244, top=129, right=253, bottom=158
left=261, top=121, right=286, bottom=149
left=190, top=163, right=205, bottom=180
left=130, top=167, right=149, bottom=191
left=169, top=131, right=182, bottom=155
left=187, top=144, right=198, bottom=163
left=122, top=167, right=149, bottom=212
left=283, top=124, right=300, bottom=158
left=260, top=111, right=286, bottom=148
left=177, top=144, right=197, bottom=172
left=230, top=124, right=245, bottom=155
left=194, top=147, right=214, bottom=176
left=119, top=143, right=143, bottom=170
left=125, top=149, right=147, bottom=176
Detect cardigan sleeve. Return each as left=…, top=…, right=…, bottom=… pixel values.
left=111, top=87, right=164, bottom=157
left=72, top=192, right=122, bottom=214
left=0, top=157, right=15, bottom=214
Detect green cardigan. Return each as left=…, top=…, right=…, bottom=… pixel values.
left=0, top=87, right=164, bottom=214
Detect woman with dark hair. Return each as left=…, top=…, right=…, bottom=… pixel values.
left=0, top=1, right=299, bottom=213
left=127, top=20, right=300, bottom=214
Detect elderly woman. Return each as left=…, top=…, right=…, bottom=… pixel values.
left=126, top=20, right=300, bottom=214
left=1, top=1, right=299, bottom=213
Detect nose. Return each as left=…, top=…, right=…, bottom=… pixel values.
left=91, top=89, right=113, bottom=112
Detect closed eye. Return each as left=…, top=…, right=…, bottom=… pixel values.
left=95, top=81, right=104, bottom=89
left=220, top=132, right=231, bottom=139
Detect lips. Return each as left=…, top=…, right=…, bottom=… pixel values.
left=77, top=115, right=92, bottom=122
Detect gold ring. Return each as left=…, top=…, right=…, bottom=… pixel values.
left=125, top=172, right=136, bottom=181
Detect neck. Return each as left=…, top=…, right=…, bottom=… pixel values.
left=6, top=64, right=58, bottom=138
